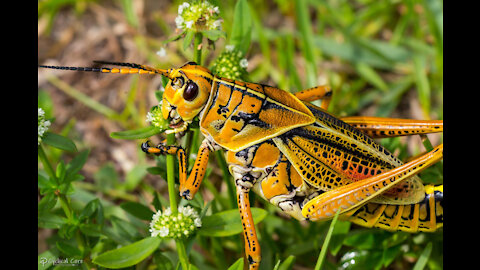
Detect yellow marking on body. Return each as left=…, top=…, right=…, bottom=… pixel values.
left=251, top=143, right=280, bottom=169
left=375, top=204, right=404, bottom=230
left=261, top=162, right=291, bottom=200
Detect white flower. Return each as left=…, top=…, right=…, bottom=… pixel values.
left=178, top=2, right=190, bottom=14
left=194, top=217, right=202, bottom=227
left=185, top=20, right=194, bottom=29
left=159, top=227, right=169, bottom=237
left=225, top=45, right=235, bottom=51
left=149, top=206, right=202, bottom=239
left=38, top=108, right=51, bottom=145
left=175, top=0, right=222, bottom=31
left=175, top=16, right=184, bottom=29
left=240, top=58, right=248, bottom=69
left=156, top=47, right=167, bottom=58
left=146, top=112, right=154, bottom=122
left=212, top=19, right=222, bottom=29
left=146, top=106, right=169, bottom=129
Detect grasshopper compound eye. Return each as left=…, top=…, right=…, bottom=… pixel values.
left=183, top=81, right=198, bottom=101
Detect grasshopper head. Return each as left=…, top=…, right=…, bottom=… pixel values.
left=162, top=62, right=213, bottom=132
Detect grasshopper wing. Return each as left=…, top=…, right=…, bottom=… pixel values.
left=273, top=106, right=425, bottom=205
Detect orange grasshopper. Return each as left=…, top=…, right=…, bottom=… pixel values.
left=39, top=61, right=443, bottom=270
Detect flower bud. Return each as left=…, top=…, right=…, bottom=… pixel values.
left=149, top=206, right=202, bottom=239
left=211, top=45, right=249, bottom=80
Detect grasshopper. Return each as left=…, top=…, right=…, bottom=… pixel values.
left=39, top=61, right=443, bottom=270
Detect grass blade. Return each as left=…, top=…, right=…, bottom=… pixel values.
left=294, top=0, right=317, bottom=88
left=315, top=209, right=341, bottom=270
left=412, top=242, right=433, bottom=270
left=46, top=75, right=120, bottom=120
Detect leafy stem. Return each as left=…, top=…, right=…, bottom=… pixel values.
left=38, top=145, right=73, bottom=220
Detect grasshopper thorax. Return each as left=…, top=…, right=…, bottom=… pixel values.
left=162, top=62, right=213, bottom=131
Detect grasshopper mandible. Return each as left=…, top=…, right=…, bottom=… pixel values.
left=39, top=61, right=443, bottom=270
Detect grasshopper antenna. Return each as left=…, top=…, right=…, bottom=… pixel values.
left=38, top=61, right=172, bottom=78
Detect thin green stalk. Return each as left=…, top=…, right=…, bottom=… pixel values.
left=193, top=32, right=203, bottom=64
left=165, top=133, right=189, bottom=269
left=176, top=239, right=190, bottom=270
left=294, top=0, right=318, bottom=88
left=38, top=145, right=57, bottom=183
left=314, top=209, right=341, bottom=270
left=215, top=151, right=236, bottom=209
left=166, top=133, right=178, bottom=213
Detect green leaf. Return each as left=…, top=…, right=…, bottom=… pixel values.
left=277, top=255, right=296, bottom=270
left=202, top=29, right=226, bottom=41
left=188, top=264, right=200, bottom=270
left=79, top=223, right=104, bottom=237
left=153, top=252, right=174, bottom=270
left=110, top=126, right=163, bottom=140
left=343, top=230, right=384, bottom=250
left=183, top=30, right=195, bottom=51
left=382, top=244, right=402, bottom=268
left=92, top=237, right=161, bottom=269
left=413, top=55, right=431, bottom=118
left=163, top=30, right=185, bottom=44
left=79, top=198, right=104, bottom=224
left=120, top=0, right=139, bottom=28
left=198, top=208, right=267, bottom=237
left=152, top=191, right=162, bottom=212
left=66, top=149, right=89, bottom=177
left=56, top=160, right=66, bottom=182
left=56, top=241, right=82, bottom=257
left=58, top=223, right=79, bottom=239
left=111, top=216, right=141, bottom=239
left=329, top=220, right=351, bottom=256
left=354, top=62, right=388, bottom=92
left=80, top=199, right=99, bottom=219
left=147, top=166, right=165, bottom=175
left=43, top=132, right=77, bottom=152
left=120, top=201, right=155, bottom=221
left=314, top=36, right=409, bottom=70
left=155, top=91, right=164, bottom=103
left=227, top=258, right=244, bottom=270
left=230, top=0, right=252, bottom=54
left=339, top=249, right=384, bottom=270
left=413, top=242, right=433, bottom=270
left=38, top=173, right=57, bottom=194
left=38, top=212, right=65, bottom=229
left=38, top=193, right=58, bottom=214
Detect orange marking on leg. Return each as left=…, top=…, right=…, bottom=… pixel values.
left=236, top=186, right=261, bottom=270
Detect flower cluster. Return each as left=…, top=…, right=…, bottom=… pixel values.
left=38, top=108, right=51, bottom=145
left=149, top=205, right=202, bottom=239
left=146, top=106, right=169, bottom=129
left=211, top=45, right=249, bottom=80
left=175, top=1, right=222, bottom=31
